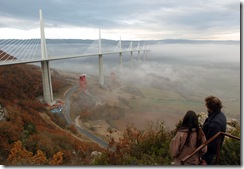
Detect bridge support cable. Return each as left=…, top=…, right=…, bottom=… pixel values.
left=28, top=39, right=41, bottom=61
left=0, top=39, right=23, bottom=61
left=0, top=38, right=42, bottom=64
left=13, top=39, right=35, bottom=62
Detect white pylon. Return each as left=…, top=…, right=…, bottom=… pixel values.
left=98, top=28, right=104, bottom=86
left=40, top=9, right=48, bottom=60
left=99, top=28, right=102, bottom=54
left=39, top=9, right=53, bottom=104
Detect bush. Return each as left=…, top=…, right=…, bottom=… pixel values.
left=92, top=120, right=173, bottom=165
left=219, top=127, right=240, bottom=165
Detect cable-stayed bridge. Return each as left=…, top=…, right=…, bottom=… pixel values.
left=0, top=9, right=150, bottom=105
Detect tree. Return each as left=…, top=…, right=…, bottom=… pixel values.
left=32, top=150, right=48, bottom=165
left=7, top=140, right=33, bottom=165
left=49, top=151, right=63, bottom=165
left=93, top=121, right=172, bottom=165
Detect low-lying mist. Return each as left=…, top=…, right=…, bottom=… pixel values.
left=48, top=42, right=240, bottom=121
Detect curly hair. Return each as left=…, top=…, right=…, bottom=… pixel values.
left=205, top=96, right=223, bottom=112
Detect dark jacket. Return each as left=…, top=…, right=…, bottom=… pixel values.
left=202, top=111, right=226, bottom=154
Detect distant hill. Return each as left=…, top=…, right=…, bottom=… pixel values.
left=151, top=39, right=239, bottom=44
left=0, top=39, right=239, bottom=45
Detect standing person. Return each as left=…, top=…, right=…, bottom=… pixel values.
left=202, top=96, right=227, bottom=165
left=170, top=110, right=207, bottom=165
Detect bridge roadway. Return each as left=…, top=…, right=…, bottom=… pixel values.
left=0, top=50, right=141, bottom=66
left=64, top=85, right=108, bottom=149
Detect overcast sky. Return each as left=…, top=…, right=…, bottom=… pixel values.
left=0, top=0, right=240, bottom=40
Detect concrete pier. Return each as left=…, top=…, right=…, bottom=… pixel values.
left=41, top=61, right=53, bottom=104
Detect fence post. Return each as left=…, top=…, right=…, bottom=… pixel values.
left=215, top=135, right=222, bottom=164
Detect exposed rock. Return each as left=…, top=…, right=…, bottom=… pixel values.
left=0, top=103, right=8, bottom=121
left=91, top=151, right=102, bottom=157
left=90, top=151, right=102, bottom=163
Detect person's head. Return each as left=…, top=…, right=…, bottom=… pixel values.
left=181, top=110, right=199, bottom=129
left=181, top=110, right=200, bottom=145
left=205, top=96, right=222, bottom=113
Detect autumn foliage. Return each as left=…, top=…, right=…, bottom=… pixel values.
left=0, top=63, right=103, bottom=165
left=93, top=121, right=173, bottom=165
left=7, top=140, right=64, bottom=165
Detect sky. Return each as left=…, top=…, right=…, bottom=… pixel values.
left=0, top=0, right=240, bottom=40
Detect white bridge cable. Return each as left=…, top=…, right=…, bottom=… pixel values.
left=82, top=40, right=99, bottom=54
left=19, top=39, right=39, bottom=62
left=5, top=39, right=38, bottom=62
left=0, top=39, right=17, bottom=47
left=13, top=39, right=36, bottom=62
left=0, top=39, right=25, bottom=61
left=27, top=39, right=41, bottom=61
left=112, top=41, right=120, bottom=52
left=0, top=39, right=42, bottom=64
left=31, top=39, right=41, bottom=61
left=0, top=39, right=22, bottom=60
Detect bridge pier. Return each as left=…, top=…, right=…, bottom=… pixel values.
left=98, top=54, right=104, bottom=86
left=98, top=29, right=104, bottom=86
left=119, top=52, right=122, bottom=72
left=130, top=51, right=134, bottom=69
left=119, top=37, right=123, bottom=73
left=138, top=51, right=141, bottom=65
left=41, top=61, right=53, bottom=104
left=143, top=50, right=146, bottom=63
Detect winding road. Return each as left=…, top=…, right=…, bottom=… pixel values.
left=63, top=85, right=108, bottom=148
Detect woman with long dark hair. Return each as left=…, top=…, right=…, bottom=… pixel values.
left=169, top=110, right=207, bottom=165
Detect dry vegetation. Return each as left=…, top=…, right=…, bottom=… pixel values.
left=0, top=61, right=103, bottom=165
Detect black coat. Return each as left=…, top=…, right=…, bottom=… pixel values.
left=202, top=111, right=227, bottom=154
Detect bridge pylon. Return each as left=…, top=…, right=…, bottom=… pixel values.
left=40, top=9, right=53, bottom=104
left=98, top=29, right=104, bottom=86
left=119, top=36, right=123, bottom=73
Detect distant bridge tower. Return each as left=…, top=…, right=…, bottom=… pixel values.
left=40, top=9, right=53, bottom=104
left=98, top=29, right=104, bottom=86
left=129, top=41, right=134, bottom=69
left=143, top=43, right=146, bottom=63
left=137, top=42, right=141, bottom=64
left=119, top=36, right=123, bottom=73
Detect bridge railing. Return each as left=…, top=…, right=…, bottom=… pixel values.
left=181, top=131, right=240, bottom=165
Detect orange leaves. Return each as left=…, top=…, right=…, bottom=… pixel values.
left=49, top=151, right=63, bottom=165
left=32, top=150, right=48, bottom=165
left=7, top=140, right=63, bottom=165
left=7, top=140, right=33, bottom=165
left=92, top=121, right=172, bottom=165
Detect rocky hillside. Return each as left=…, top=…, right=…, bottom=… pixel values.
left=0, top=60, right=103, bottom=165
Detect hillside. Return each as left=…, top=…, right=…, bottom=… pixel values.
left=0, top=53, right=240, bottom=165
left=0, top=62, right=103, bottom=165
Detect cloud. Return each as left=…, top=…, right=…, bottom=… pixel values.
left=0, top=0, right=240, bottom=40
